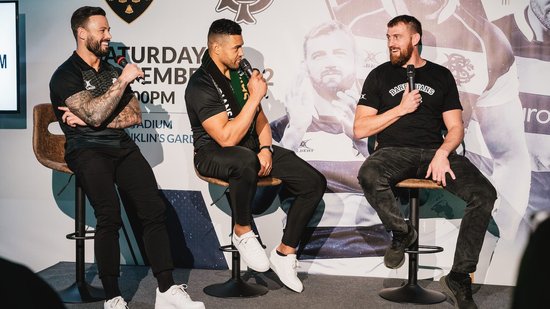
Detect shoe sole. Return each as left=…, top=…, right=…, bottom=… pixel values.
left=439, top=275, right=459, bottom=309
left=384, top=229, right=418, bottom=269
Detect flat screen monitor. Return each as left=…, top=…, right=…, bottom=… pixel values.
left=0, top=1, right=19, bottom=113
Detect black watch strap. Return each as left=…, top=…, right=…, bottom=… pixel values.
left=259, top=145, right=273, bottom=153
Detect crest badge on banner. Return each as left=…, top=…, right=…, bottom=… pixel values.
left=215, top=0, right=273, bottom=24
left=105, top=0, right=153, bottom=23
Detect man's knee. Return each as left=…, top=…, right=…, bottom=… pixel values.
left=309, top=171, right=327, bottom=199
left=231, top=147, right=260, bottom=178
left=357, top=161, right=382, bottom=191
left=471, top=181, right=498, bottom=214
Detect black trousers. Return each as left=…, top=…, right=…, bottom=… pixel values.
left=66, top=147, right=174, bottom=278
left=358, top=147, right=497, bottom=274
left=195, top=143, right=326, bottom=248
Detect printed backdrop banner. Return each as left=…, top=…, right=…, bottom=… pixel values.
left=0, top=0, right=546, bottom=287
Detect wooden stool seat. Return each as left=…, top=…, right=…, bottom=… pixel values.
left=379, top=178, right=446, bottom=304
left=396, top=178, right=443, bottom=190
left=195, top=169, right=281, bottom=298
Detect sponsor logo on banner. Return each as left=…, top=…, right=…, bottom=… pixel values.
left=443, top=53, right=475, bottom=86
left=106, top=0, right=153, bottom=24
left=215, top=0, right=273, bottom=24
left=298, top=139, right=314, bottom=153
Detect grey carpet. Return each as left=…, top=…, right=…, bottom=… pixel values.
left=38, top=262, right=513, bottom=309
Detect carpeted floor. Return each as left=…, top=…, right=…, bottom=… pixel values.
left=38, top=262, right=513, bottom=309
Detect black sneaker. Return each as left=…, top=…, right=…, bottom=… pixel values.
left=384, top=223, right=417, bottom=269
left=440, top=274, right=478, bottom=309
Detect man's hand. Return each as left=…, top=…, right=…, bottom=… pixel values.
left=119, top=63, right=144, bottom=84
left=247, top=70, right=268, bottom=103
left=425, top=150, right=456, bottom=186
left=398, top=84, right=422, bottom=116
left=58, top=106, right=87, bottom=127
left=257, top=149, right=272, bottom=177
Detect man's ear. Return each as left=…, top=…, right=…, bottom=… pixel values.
left=211, top=41, right=221, bottom=55
left=412, top=32, right=421, bottom=46
left=77, top=27, right=87, bottom=41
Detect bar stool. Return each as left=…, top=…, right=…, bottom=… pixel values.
left=195, top=170, right=281, bottom=298
left=32, top=103, right=104, bottom=303
left=379, top=178, right=446, bottom=304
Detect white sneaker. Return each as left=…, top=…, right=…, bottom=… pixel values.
left=232, top=230, right=270, bottom=272
left=104, top=296, right=128, bottom=309
left=155, top=284, right=205, bottom=309
left=269, top=248, right=303, bottom=293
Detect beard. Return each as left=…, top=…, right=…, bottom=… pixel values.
left=86, top=37, right=109, bottom=58
left=389, top=43, right=414, bottom=67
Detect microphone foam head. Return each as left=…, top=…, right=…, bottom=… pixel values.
left=239, top=58, right=253, bottom=76
left=406, top=64, right=415, bottom=76
left=116, top=56, right=127, bottom=66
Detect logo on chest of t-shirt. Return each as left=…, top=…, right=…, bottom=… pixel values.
left=82, top=69, right=119, bottom=97
left=388, top=83, right=435, bottom=96
left=84, top=80, right=96, bottom=91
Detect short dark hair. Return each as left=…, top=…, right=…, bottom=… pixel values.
left=208, top=18, right=242, bottom=38
left=387, top=15, right=422, bottom=46
left=70, top=6, right=106, bottom=39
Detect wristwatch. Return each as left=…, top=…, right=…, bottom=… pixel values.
left=259, top=145, right=273, bottom=153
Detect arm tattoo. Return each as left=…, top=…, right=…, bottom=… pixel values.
left=65, top=79, right=126, bottom=127
left=106, top=96, right=142, bottom=129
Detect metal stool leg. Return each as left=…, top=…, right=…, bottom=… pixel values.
left=379, top=188, right=446, bottom=304
left=58, top=179, right=104, bottom=303
left=203, top=191, right=268, bottom=298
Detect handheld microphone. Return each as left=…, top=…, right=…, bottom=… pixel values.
left=239, top=58, right=254, bottom=78
left=116, top=56, right=143, bottom=83
left=406, top=64, right=415, bottom=91
left=239, top=58, right=269, bottom=99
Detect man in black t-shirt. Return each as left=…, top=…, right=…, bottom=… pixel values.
left=185, top=19, right=326, bottom=293
left=49, top=6, right=203, bottom=309
left=354, top=15, right=496, bottom=309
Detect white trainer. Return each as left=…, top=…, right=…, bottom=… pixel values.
left=104, top=296, right=128, bottom=309
left=269, top=248, right=303, bottom=293
left=155, top=284, right=205, bottom=309
left=232, top=230, right=270, bottom=272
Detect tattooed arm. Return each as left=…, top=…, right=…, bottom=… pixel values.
left=64, top=63, right=142, bottom=127
left=106, top=96, right=142, bottom=129
left=58, top=95, right=141, bottom=129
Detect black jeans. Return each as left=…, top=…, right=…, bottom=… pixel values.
left=66, top=147, right=174, bottom=278
left=195, top=143, right=326, bottom=248
left=357, top=147, right=496, bottom=274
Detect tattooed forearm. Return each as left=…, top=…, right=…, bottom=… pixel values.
left=65, top=79, right=127, bottom=127
left=107, top=96, right=142, bottom=129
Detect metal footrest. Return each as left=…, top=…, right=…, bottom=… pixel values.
left=406, top=245, right=444, bottom=254
left=219, top=244, right=238, bottom=253
left=66, top=230, right=96, bottom=240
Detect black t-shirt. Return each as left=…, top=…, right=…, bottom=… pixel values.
left=358, top=60, right=462, bottom=149
left=49, top=52, right=136, bottom=154
left=184, top=67, right=226, bottom=151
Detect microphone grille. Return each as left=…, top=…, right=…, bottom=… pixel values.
left=239, top=58, right=252, bottom=72
left=406, top=64, right=415, bottom=77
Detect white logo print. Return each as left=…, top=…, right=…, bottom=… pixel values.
left=84, top=80, right=96, bottom=91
